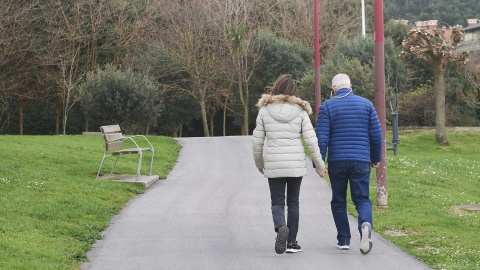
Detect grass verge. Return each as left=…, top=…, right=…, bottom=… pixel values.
left=316, top=131, right=480, bottom=270
left=0, top=134, right=180, bottom=269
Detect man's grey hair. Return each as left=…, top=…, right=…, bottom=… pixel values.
left=332, top=74, right=351, bottom=88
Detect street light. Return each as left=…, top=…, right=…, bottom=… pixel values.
left=314, top=0, right=321, bottom=117
left=362, top=0, right=366, bottom=37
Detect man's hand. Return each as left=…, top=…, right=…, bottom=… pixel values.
left=258, top=168, right=264, bottom=174
left=316, top=167, right=328, bottom=178
left=370, top=162, right=380, bottom=168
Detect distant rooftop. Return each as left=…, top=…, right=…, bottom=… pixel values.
left=464, top=22, right=480, bottom=31
left=392, top=18, right=480, bottom=31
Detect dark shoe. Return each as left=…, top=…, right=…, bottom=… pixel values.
left=286, top=241, right=302, bottom=253
left=360, top=222, right=373, bottom=254
left=336, top=239, right=350, bottom=250
left=336, top=243, right=350, bottom=250
left=275, top=226, right=289, bottom=254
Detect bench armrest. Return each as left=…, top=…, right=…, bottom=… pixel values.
left=108, top=135, right=154, bottom=152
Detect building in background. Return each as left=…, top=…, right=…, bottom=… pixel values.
left=414, top=20, right=439, bottom=29
left=458, top=19, right=480, bottom=54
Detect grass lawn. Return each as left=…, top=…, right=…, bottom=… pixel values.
left=322, top=131, right=479, bottom=270
left=0, top=134, right=180, bottom=269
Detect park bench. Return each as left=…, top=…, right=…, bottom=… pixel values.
left=96, top=125, right=154, bottom=179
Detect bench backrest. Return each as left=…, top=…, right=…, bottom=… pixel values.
left=100, top=125, right=124, bottom=151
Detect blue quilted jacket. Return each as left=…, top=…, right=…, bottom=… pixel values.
left=315, top=88, right=383, bottom=163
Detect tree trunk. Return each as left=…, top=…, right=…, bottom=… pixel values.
left=173, top=125, right=179, bottom=137
left=200, top=100, right=210, bottom=137
left=179, top=119, right=183, bottom=138
left=19, top=99, right=27, bottom=135
left=85, top=119, right=89, bottom=132
left=243, top=84, right=250, bottom=135
left=243, top=101, right=249, bottom=135
left=209, top=113, right=214, bottom=136
left=55, top=100, right=61, bottom=135
left=434, top=68, right=449, bottom=145
left=223, top=97, right=228, bottom=136
left=62, top=111, right=68, bottom=136
left=236, top=61, right=249, bottom=136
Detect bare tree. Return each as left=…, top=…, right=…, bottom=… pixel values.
left=252, top=0, right=361, bottom=53
left=154, top=0, right=228, bottom=137
left=57, top=52, right=84, bottom=135
left=44, top=0, right=89, bottom=135
left=108, top=0, right=154, bottom=68
left=0, top=1, right=45, bottom=134
left=224, top=0, right=264, bottom=135
left=401, top=26, right=469, bottom=145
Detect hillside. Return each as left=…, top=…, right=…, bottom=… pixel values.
left=384, top=0, right=480, bottom=27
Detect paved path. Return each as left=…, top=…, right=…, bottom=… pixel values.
left=82, top=136, right=431, bottom=270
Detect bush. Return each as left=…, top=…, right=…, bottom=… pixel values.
left=79, top=65, right=163, bottom=134
left=399, top=84, right=436, bottom=126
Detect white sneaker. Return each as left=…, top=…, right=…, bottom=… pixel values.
left=336, top=244, right=350, bottom=250
left=360, top=222, right=373, bottom=254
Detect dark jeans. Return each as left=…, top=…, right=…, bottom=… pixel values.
left=328, top=161, right=373, bottom=245
left=268, top=177, right=302, bottom=242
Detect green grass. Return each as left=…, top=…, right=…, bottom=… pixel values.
left=0, top=135, right=180, bottom=269
left=318, top=131, right=480, bottom=270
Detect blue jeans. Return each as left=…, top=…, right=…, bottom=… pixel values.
left=328, top=161, right=373, bottom=245
left=268, top=177, right=302, bottom=242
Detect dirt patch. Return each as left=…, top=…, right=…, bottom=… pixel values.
left=384, top=229, right=409, bottom=236
left=452, top=204, right=480, bottom=212
left=415, top=245, right=437, bottom=250
left=383, top=227, right=423, bottom=237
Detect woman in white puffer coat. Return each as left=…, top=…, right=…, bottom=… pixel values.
left=252, top=74, right=326, bottom=255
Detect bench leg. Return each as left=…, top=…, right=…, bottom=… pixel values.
left=96, top=156, right=107, bottom=179
left=111, top=155, right=120, bottom=175
left=136, top=152, right=142, bottom=178
left=147, top=151, right=154, bottom=176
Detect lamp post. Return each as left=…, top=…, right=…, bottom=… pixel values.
left=374, top=0, right=388, bottom=208
left=314, top=0, right=321, bottom=117
left=362, top=0, right=366, bottom=37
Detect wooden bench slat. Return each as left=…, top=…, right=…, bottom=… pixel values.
left=112, top=148, right=152, bottom=155
left=106, top=141, right=124, bottom=151
left=101, top=125, right=121, bottom=133
left=104, top=133, right=123, bottom=142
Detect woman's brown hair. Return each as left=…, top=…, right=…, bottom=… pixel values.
left=267, top=74, right=297, bottom=96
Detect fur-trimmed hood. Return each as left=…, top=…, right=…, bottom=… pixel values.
left=256, top=94, right=313, bottom=124
left=257, top=94, right=313, bottom=115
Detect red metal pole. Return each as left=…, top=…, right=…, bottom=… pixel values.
left=374, top=0, right=388, bottom=208
left=314, top=0, right=321, bottom=118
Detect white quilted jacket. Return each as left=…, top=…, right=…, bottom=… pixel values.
left=252, top=94, right=325, bottom=178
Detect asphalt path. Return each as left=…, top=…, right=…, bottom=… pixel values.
left=82, top=136, right=431, bottom=270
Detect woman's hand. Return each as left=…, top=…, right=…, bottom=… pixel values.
left=258, top=168, right=264, bottom=174
left=316, top=167, right=328, bottom=178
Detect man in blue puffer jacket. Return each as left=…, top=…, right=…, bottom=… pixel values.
left=315, top=73, right=383, bottom=255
